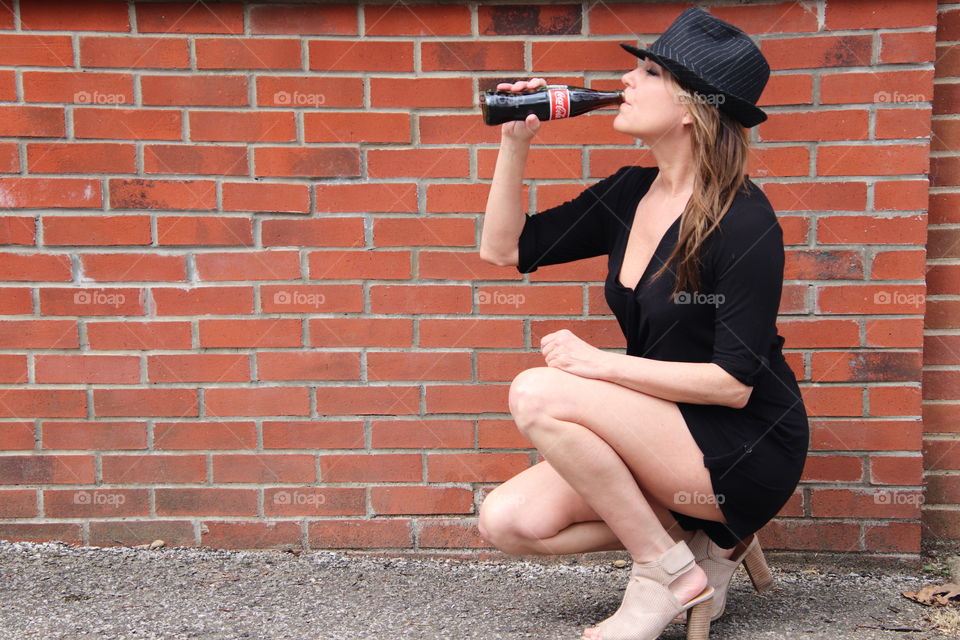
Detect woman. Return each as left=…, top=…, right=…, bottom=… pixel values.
left=478, top=8, right=809, bottom=640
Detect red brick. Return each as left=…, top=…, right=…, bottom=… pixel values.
left=308, top=40, right=413, bottom=72
left=22, top=71, right=133, bottom=104
left=307, top=249, right=411, bottom=281
left=195, top=250, right=300, bottom=282
left=81, top=36, right=189, bottom=69
left=817, top=145, right=929, bottom=177
left=308, top=317, right=415, bottom=347
left=140, top=74, right=249, bottom=107
left=304, top=112, right=410, bottom=144
left=0, top=455, right=94, bottom=483
left=212, top=454, right=316, bottom=483
left=0, top=177, right=99, bottom=208
left=156, top=488, right=256, bottom=515
left=44, top=215, right=150, bottom=245
left=21, top=1, right=129, bottom=31
left=145, top=144, right=247, bottom=175
left=74, top=107, right=181, bottom=140
left=0, top=252, right=71, bottom=281
left=256, top=76, right=362, bottom=108
left=42, top=421, right=147, bottom=450
left=315, top=182, right=417, bottom=212
left=0, top=106, right=65, bottom=138
left=205, top=387, right=311, bottom=417
left=88, top=520, right=194, bottom=547
left=154, top=421, right=257, bottom=451
left=147, top=354, right=250, bottom=383
left=200, top=521, right=302, bottom=550
left=136, top=2, right=244, bottom=34
left=110, top=179, right=216, bottom=210
left=250, top=4, right=357, bottom=35
left=101, top=455, right=203, bottom=486
left=761, top=35, right=872, bottom=71
left=44, top=489, right=149, bottom=518
left=261, top=284, right=362, bottom=313
left=825, top=0, right=934, bottom=29
left=224, top=183, right=310, bottom=214
left=94, top=389, right=199, bottom=418
left=308, top=519, right=412, bottom=548
left=80, top=253, right=187, bottom=282
left=370, top=419, right=474, bottom=449
left=86, top=321, right=191, bottom=350
left=262, top=420, right=364, bottom=450
left=364, top=4, right=470, bottom=36
left=315, top=386, right=421, bottom=416
left=759, top=110, right=869, bottom=142
left=156, top=216, right=253, bottom=246
left=479, top=4, right=581, bottom=35
left=372, top=486, right=471, bottom=515
left=195, top=38, right=300, bottom=70
left=0, top=320, right=79, bottom=349
left=424, top=41, right=524, bottom=71
left=152, top=286, right=254, bottom=315
left=199, top=318, right=302, bottom=348
left=189, top=111, right=296, bottom=143
left=257, top=351, right=360, bottom=381
left=36, top=354, right=140, bottom=384
left=0, top=34, right=72, bottom=66
left=28, top=142, right=135, bottom=174
left=254, top=147, right=359, bottom=178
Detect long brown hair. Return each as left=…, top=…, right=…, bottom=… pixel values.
left=646, top=70, right=753, bottom=300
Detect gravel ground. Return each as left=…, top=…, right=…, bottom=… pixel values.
left=0, top=539, right=956, bottom=639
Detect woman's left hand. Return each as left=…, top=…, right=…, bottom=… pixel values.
left=540, top=329, right=612, bottom=379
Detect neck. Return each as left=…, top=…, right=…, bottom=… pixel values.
left=649, top=135, right=695, bottom=198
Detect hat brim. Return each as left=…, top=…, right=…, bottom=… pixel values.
left=618, top=42, right=767, bottom=128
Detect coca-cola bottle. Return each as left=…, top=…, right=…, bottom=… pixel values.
left=480, top=84, right=625, bottom=126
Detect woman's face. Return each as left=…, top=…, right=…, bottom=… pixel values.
left=613, top=58, right=692, bottom=142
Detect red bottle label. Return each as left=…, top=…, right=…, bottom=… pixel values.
left=548, top=87, right=570, bottom=120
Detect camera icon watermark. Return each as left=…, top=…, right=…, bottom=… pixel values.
left=674, top=490, right=725, bottom=506
left=873, top=290, right=924, bottom=308
left=272, top=91, right=326, bottom=107
left=872, top=489, right=924, bottom=506
left=273, top=490, right=327, bottom=507
left=73, top=289, right=125, bottom=308
left=273, top=290, right=325, bottom=308
left=671, top=291, right=725, bottom=307
left=73, top=490, right=126, bottom=506
left=73, top=90, right=126, bottom=105
left=874, top=91, right=926, bottom=104
left=476, top=290, right=525, bottom=308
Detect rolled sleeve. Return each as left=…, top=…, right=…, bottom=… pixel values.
left=708, top=204, right=785, bottom=388
left=516, top=166, right=631, bottom=274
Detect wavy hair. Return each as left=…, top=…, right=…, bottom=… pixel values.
left=646, top=69, right=753, bottom=300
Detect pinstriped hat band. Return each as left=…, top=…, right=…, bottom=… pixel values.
left=619, top=7, right=770, bottom=128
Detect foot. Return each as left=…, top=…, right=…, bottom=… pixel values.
left=581, top=561, right=708, bottom=640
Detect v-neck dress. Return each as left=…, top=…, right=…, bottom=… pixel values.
left=515, top=164, right=809, bottom=549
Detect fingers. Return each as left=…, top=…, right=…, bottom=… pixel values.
left=495, top=77, right=547, bottom=92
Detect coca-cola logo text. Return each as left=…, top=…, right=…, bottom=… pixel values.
left=548, top=88, right=569, bottom=120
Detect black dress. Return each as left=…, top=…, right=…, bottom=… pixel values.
left=515, top=165, right=809, bottom=549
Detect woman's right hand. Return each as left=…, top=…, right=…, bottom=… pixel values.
left=496, top=77, right=547, bottom=144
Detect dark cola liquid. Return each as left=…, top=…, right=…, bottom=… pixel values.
left=480, top=85, right=625, bottom=126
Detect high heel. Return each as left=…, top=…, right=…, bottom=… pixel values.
left=582, top=539, right=714, bottom=640
left=669, top=530, right=774, bottom=624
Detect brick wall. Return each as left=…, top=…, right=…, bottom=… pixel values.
left=0, top=0, right=948, bottom=556
left=924, top=0, right=960, bottom=543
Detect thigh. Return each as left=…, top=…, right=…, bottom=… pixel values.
left=510, top=366, right=725, bottom=522
left=483, top=458, right=602, bottom=541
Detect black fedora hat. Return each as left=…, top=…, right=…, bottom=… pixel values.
left=619, top=7, right=770, bottom=128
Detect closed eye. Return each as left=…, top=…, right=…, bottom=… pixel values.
left=646, top=69, right=659, bottom=77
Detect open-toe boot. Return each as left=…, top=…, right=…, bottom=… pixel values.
left=670, top=530, right=774, bottom=624
left=582, top=539, right=715, bottom=640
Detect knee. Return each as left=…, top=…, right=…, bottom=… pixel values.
left=508, top=367, right=561, bottom=433
left=477, top=491, right=531, bottom=555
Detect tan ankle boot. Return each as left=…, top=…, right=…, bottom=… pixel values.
left=582, top=539, right=714, bottom=640
left=669, top=529, right=774, bottom=624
